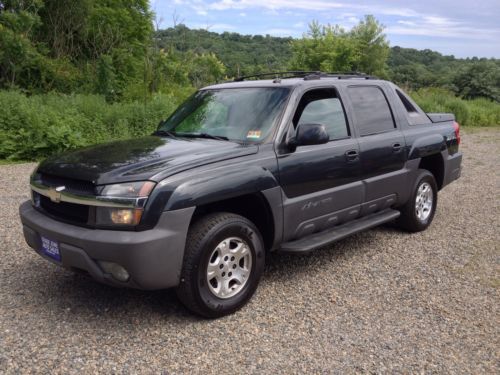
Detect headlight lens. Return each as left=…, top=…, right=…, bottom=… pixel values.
left=96, top=181, right=156, bottom=226
left=100, top=181, right=156, bottom=197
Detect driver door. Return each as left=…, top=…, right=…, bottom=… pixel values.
left=277, top=87, right=363, bottom=241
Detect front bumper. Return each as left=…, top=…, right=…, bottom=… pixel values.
left=19, top=201, right=194, bottom=290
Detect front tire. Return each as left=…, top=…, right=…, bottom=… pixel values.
left=176, top=212, right=265, bottom=318
left=397, top=169, right=438, bottom=232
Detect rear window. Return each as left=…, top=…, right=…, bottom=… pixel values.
left=348, top=86, right=395, bottom=136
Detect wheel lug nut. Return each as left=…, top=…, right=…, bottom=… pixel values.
left=231, top=256, right=235, bottom=261
left=224, top=256, right=228, bottom=261
left=228, top=272, right=232, bottom=277
left=222, top=272, right=226, bottom=277
left=219, top=264, right=223, bottom=269
left=233, top=264, right=236, bottom=269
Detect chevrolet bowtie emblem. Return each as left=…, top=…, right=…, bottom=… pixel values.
left=48, top=186, right=66, bottom=203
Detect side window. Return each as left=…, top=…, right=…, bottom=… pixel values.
left=395, top=89, right=429, bottom=126
left=293, top=88, right=349, bottom=140
left=348, top=86, right=395, bottom=136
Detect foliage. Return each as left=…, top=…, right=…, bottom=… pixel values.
left=410, top=88, right=500, bottom=127
left=388, top=48, right=500, bottom=102
left=290, top=16, right=389, bottom=76
left=0, top=0, right=153, bottom=96
left=0, top=90, right=183, bottom=160
left=453, top=60, right=500, bottom=102
left=0, top=0, right=76, bottom=91
left=289, top=21, right=359, bottom=73
left=160, top=25, right=500, bottom=102
left=157, top=24, right=292, bottom=77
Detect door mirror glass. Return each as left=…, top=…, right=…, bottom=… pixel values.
left=289, top=123, right=329, bottom=148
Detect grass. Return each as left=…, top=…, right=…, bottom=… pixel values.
left=410, top=88, right=500, bottom=127
left=0, top=159, right=30, bottom=165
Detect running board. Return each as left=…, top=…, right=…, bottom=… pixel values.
left=279, top=209, right=400, bottom=253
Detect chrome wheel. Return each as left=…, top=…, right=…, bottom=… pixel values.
left=206, top=237, right=253, bottom=299
left=415, top=182, right=433, bottom=222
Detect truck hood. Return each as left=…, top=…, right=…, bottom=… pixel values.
left=37, top=136, right=258, bottom=185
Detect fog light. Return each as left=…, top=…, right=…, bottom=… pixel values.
left=95, top=207, right=143, bottom=226
left=98, top=261, right=130, bottom=282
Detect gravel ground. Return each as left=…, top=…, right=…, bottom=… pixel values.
left=0, top=128, right=499, bottom=373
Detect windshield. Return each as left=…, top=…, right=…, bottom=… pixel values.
left=158, top=88, right=290, bottom=142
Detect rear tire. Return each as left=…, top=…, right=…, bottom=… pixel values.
left=176, top=212, right=265, bottom=318
left=396, top=169, right=438, bottom=232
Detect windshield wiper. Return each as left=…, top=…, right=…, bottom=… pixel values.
left=152, top=129, right=178, bottom=138
left=178, top=133, right=230, bottom=141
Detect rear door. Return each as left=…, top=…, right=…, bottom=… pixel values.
left=345, top=84, right=407, bottom=214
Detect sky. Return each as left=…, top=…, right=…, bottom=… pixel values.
left=151, top=0, right=500, bottom=58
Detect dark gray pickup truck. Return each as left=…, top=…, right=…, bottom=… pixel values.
left=19, top=72, right=462, bottom=317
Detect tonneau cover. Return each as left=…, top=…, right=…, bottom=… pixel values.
left=427, top=113, right=455, bottom=123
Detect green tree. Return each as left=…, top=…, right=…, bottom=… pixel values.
left=290, top=16, right=389, bottom=75
left=350, top=15, right=389, bottom=76
left=0, top=0, right=153, bottom=96
left=0, top=0, right=44, bottom=88
left=188, top=52, right=226, bottom=87
left=453, top=60, right=500, bottom=102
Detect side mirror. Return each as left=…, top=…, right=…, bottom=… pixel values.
left=288, top=123, right=329, bottom=150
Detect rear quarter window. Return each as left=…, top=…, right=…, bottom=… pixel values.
left=347, top=86, right=395, bottom=136
left=395, top=89, right=429, bottom=126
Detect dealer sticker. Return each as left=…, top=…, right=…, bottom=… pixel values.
left=246, top=130, right=262, bottom=139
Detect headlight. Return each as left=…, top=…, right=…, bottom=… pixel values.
left=96, top=181, right=156, bottom=226
left=99, top=181, right=156, bottom=197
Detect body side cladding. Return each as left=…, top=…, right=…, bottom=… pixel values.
left=260, top=186, right=284, bottom=250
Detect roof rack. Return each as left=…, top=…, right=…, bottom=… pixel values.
left=233, top=71, right=377, bottom=82
left=233, top=71, right=316, bottom=82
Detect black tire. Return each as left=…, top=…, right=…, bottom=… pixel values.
left=396, top=169, right=438, bottom=232
left=175, top=212, right=265, bottom=318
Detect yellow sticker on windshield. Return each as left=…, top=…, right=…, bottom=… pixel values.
left=246, top=130, right=261, bottom=139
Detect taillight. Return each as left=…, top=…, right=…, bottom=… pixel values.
left=453, top=121, right=461, bottom=145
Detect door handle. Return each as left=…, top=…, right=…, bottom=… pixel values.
left=392, top=143, right=402, bottom=153
left=345, top=149, right=359, bottom=161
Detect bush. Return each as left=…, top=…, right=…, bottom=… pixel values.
left=0, top=91, right=181, bottom=160
left=410, top=87, right=499, bottom=127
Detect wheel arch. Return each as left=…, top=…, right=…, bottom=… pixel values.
left=190, top=191, right=279, bottom=252
left=418, top=153, right=445, bottom=190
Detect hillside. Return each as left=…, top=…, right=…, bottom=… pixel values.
left=156, top=25, right=293, bottom=77
left=157, top=25, right=500, bottom=89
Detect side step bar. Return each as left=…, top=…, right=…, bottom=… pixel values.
left=279, top=209, right=400, bottom=253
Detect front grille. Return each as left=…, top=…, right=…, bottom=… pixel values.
left=39, top=195, right=90, bottom=224
left=39, top=173, right=96, bottom=196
